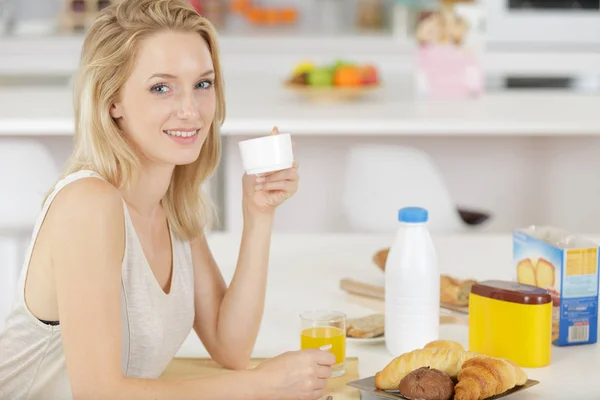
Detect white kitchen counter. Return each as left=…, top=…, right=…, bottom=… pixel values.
left=180, top=232, right=600, bottom=399
left=3, top=31, right=600, bottom=137
left=2, top=74, right=600, bottom=137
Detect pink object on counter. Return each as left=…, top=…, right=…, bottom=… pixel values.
left=417, top=44, right=483, bottom=99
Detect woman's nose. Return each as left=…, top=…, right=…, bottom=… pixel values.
left=176, top=92, right=200, bottom=119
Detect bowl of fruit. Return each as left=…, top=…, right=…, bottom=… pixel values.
left=285, top=60, right=380, bottom=102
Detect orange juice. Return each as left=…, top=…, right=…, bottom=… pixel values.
left=300, top=326, right=346, bottom=364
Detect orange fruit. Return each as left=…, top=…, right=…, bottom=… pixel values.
left=334, top=66, right=362, bottom=87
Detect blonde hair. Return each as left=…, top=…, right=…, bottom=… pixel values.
left=50, top=0, right=225, bottom=240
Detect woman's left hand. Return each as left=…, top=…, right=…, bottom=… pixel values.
left=242, top=127, right=299, bottom=217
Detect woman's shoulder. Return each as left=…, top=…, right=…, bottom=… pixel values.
left=52, top=175, right=123, bottom=215
left=45, top=174, right=125, bottom=242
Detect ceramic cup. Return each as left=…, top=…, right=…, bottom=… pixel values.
left=238, top=133, right=294, bottom=175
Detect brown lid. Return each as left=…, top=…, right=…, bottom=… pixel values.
left=471, top=280, right=552, bottom=305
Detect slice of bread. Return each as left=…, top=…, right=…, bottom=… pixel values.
left=440, top=275, right=475, bottom=306
left=536, top=258, right=555, bottom=288
left=517, top=258, right=537, bottom=286
left=440, top=281, right=460, bottom=304
left=440, top=274, right=461, bottom=288
left=457, top=279, right=476, bottom=305
left=346, top=313, right=385, bottom=338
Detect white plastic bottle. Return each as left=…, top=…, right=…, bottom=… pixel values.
left=385, top=207, right=440, bottom=357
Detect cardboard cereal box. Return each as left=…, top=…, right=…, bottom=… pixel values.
left=514, top=226, right=599, bottom=346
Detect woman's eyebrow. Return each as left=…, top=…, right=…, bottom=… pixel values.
left=147, top=69, right=215, bottom=81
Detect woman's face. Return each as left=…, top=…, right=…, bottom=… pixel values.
left=110, top=30, right=216, bottom=167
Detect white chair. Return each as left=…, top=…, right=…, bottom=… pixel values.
left=341, top=144, right=486, bottom=234
left=0, top=139, right=60, bottom=331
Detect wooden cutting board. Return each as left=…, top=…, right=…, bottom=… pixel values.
left=340, top=278, right=469, bottom=315
left=161, top=357, right=361, bottom=399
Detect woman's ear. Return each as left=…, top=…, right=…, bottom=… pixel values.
left=110, top=102, right=123, bottom=119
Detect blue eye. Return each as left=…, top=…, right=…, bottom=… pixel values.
left=196, top=80, right=214, bottom=90
left=150, top=84, right=169, bottom=94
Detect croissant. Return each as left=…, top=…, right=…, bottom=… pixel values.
left=501, top=358, right=528, bottom=386
left=421, top=339, right=527, bottom=386
left=374, top=348, right=479, bottom=390
left=423, top=339, right=465, bottom=351
left=454, top=356, right=521, bottom=400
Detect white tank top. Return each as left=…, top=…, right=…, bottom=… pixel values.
left=0, top=170, right=195, bottom=400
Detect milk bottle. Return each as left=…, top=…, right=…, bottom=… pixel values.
left=385, top=207, right=440, bottom=356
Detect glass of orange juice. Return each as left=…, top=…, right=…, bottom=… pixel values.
left=299, top=310, right=346, bottom=377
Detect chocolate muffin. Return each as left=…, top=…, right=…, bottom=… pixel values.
left=398, top=367, right=454, bottom=400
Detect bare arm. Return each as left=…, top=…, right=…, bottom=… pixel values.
left=191, top=212, right=274, bottom=370
left=191, top=150, right=299, bottom=370
left=49, top=179, right=267, bottom=400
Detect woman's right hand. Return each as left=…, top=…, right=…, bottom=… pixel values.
left=254, top=348, right=336, bottom=400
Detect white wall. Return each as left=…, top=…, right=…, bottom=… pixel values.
left=15, top=134, right=600, bottom=235
left=224, top=134, right=600, bottom=234
left=5, top=58, right=600, bottom=238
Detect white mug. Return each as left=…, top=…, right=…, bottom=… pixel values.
left=238, top=133, right=294, bottom=175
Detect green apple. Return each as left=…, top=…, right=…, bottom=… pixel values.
left=308, top=68, right=334, bottom=87
left=332, top=59, right=346, bottom=69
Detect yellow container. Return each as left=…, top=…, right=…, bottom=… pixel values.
left=469, top=280, right=552, bottom=368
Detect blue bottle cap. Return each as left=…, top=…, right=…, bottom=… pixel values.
left=398, top=207, right=428, bottom=223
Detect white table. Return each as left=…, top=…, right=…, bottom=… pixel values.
left=176, top=232, right=600, bottom=399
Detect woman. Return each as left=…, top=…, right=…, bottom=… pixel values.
left=0, top=1, right=335, bottom=399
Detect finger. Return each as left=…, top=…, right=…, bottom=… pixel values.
left=258, top=168, right=298, bottom=184
left=255, top=170, right=286, bottom=183
left=316, top=365, right=332, bottom=379
left=271, top=126, right=279, bottom=135
left=312, top=377, right=328, bottom=391
left=255, top=180, right=297, bottom=192
left=261, top=162, right=299, bottom=178
left=316, top=351, right=336, bottom=366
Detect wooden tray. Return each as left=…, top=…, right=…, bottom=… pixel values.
left=284, top=82, right=380, bottom=102
left=347, top=376, right=540, bottom=400
left=340, top=278, right=470, bottom=315
left=161, top=357, right=361, bottom=399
